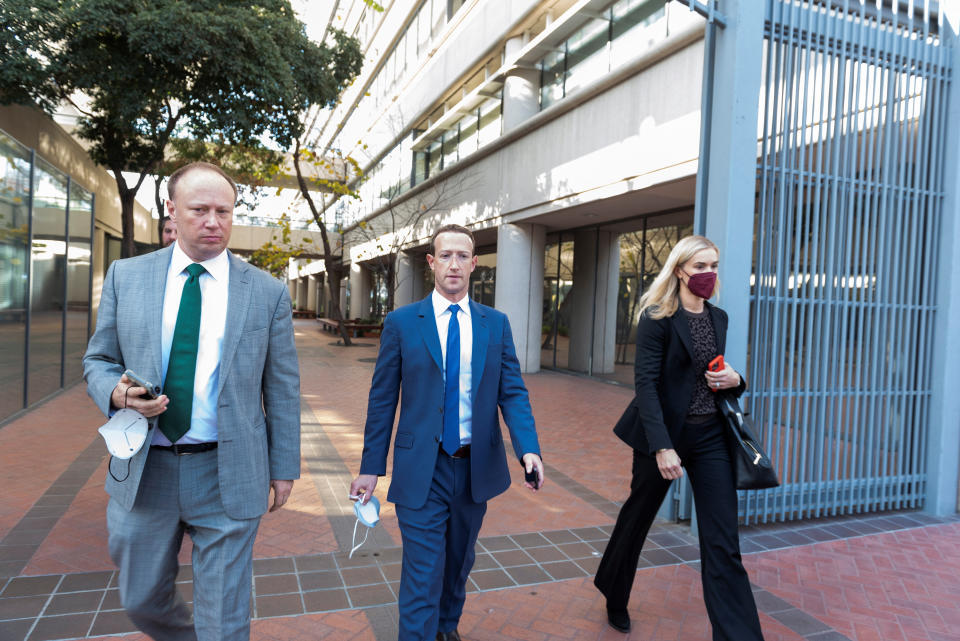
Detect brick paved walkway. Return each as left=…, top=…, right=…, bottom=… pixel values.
left=1, top=319, right=958, bottom=641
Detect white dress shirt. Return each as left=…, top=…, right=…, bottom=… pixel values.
left=153, top=242, right=230, bottom=445
left=432, top=289, right=473, bottom=445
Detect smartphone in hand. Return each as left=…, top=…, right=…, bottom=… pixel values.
left=708, top=355, right=724, bottom=373
left=123, top=369, right=161, bottom=399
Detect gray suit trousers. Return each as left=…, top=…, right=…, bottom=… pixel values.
left=108, top=448, right=260, bottom=641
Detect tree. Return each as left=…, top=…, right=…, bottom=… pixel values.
left=349, top=173, right=475, bottom=314
left=248, top=212, right=313, bottom=280
left=1, top=0, right=363, bottom=257
left=292, top=144, right=360, bottom=346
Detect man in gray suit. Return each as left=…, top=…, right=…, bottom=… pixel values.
left=83, top=162, right=300, bottom=640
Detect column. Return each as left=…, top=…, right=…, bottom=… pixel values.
left=502, top=36, right=540, bottom=133
left=306, top=275, right=318, bottom=314
left=494, top=223, right=545, bottom=373
left=699, top=0, right=765, bottom=373
left=349, top=262, right=371, bottom=319
left=567, top=230, right=619, bottom=375
left=394, top=252, right=416, bottom=308
left=926, top=5, right=960, bottom=515
left=296, top=276, right=308, bottom=312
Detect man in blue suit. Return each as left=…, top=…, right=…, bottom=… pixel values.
left=350, top=224, right=544, bottom=641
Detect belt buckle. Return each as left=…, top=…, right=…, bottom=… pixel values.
left=171, top=444, right=191, bottom=456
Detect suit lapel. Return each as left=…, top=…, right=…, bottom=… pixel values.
left=417, top=296, right=443, bottom=373
left=469, top=300, right=488, bottom=400
left=149, top=247, right=173, bottom=383
left=216, top=252, right=252, bottom=399
left=670, top=310, right=696, bottom=361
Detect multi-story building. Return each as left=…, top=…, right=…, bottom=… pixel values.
left=293, top=0, right=960, bottom=523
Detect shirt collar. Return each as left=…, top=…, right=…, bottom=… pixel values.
left=170, top=241, right=230, bottom=282
left=431, top=289, right=470, bottom=319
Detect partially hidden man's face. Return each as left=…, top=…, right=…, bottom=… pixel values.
left=161, top=220, right=177, bottom=247
left=166, top=169, right=234, bottom=262
left=427, top=232, right=477, bottom=301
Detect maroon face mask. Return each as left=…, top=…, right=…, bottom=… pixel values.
left=682, top=271, right=717, bottom=299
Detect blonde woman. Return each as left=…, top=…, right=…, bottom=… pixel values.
left=594, top=235, right=765, bottom=640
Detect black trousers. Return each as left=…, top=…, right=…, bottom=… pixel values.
left=594, top=415, right=764, bottom=641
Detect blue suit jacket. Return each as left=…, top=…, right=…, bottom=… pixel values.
left=359, top=296, right=541, bottom=509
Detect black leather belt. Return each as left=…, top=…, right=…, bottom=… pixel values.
left=440, top=444, right=471, bottom=459
left=151, top=442, right=218, bottom=456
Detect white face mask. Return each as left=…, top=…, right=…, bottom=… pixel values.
left=349, top=496, right=381, bottom=558
left=98, top=408, right=149, bottom=459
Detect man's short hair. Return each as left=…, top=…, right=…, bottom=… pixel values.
left=167, top=162, right=238, bottom=202
left=430, top=224, right=474, bottom=254
left=160, top=215, right=172, bottom=226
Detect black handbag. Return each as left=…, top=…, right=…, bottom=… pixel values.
left=718, top=395, right=780, bottom=490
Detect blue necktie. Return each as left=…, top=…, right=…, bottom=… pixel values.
left=443, top=304, right=461, bottom=455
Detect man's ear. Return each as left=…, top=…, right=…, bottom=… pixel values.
left=165, top=199, right=176, bottom=221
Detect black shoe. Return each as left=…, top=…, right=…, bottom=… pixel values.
left=606, top=607, right=631, bottom=633
left=436, top=630, right=462, bottom=641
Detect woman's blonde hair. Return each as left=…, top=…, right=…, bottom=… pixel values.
left=638, top=235, right=720, bottom=320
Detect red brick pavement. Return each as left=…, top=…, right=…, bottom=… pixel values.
left=4, top=320, right=960, bottom=641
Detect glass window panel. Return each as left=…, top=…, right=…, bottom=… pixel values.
left=565, top=18, right=611, bottom=96
left=477, top=96, right=502, bottom=147
left=441, top=127, right=459, bottom=169
left=431, top=0, right=445, bottom=37
left=611, top=0, right=668, bottom=69
left=0, top=130, right=31, bottom=419
left=478, top=96, right=502, bottom=148
left=64, top=185, right=93, bottom=384
left=29, top=158, right=68, bottom=405
left=427, top=140, right=442, bottom=177
left=541, top=239, right=574, bottom=370
left=457, top=111, right=479, bottom=159
left=406, top=24, right=418, bottom=69
left=448, top=0, right=466, bottom=20
left=540, top=50, right=565, bottom=109
left=417, top=3, right=431, bottom=53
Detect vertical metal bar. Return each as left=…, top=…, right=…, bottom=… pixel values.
left=769, top=0, right=793, bottom=522
left=793, top=0, right=816, bottom=518
left=843, top=0, right=870, bottom=512
left=24, top=148, right=35, bottom=410
left=61, top=176, right=71, bottom=389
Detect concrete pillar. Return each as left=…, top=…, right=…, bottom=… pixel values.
left=349, top=262, right=371, bottom=319
left=494, top=223, right=545, bottom=373
left=698, top=0, right=764, bottom=375
left=395, top=252, right=416, bottom=308
left=306, top=275, right=318, bottom=313
left=926, top=5, right=960, bottom=515
left=567, top=230, right=619, bottom=375
left=296, top=277, right=308, bottom=311
left=502, top=36, right=540, bottom=132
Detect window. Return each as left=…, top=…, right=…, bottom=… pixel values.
left=565, top=17, right=611, bottom=96
left=540, top=50, right=565, bottom=109
left=477, top=95, right=502, bottom=148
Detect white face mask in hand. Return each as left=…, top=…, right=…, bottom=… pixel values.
left=98, top=408, right=149, bottom=459
left=349, top=496, right=381, bottom=558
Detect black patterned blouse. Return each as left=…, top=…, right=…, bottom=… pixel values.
left=683, top=308, right=719, bottom=421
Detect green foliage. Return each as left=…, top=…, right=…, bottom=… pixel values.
left=248, top=213, right=312, bottom=279
left=0, top=0, right=363, bottom=255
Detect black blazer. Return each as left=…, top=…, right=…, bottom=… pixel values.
left=613, top=301, right=746, bottom=455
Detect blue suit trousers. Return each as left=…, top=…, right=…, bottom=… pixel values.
left=395, top=453, right=487, bottom=641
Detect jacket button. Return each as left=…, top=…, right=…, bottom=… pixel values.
left=434, top=435, right=440, bottom=442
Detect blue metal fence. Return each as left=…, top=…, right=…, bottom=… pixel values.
left=745, top=0, right=950, bottom=523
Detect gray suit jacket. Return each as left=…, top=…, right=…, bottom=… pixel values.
left=83, top=245, right=300, bottom=520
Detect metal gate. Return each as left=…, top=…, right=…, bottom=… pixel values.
left=744, top=1, right=951, bottom=523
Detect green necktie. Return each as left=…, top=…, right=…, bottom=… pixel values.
left=159, top=263, right=206, bottom=443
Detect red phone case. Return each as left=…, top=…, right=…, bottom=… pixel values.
left=708, top=355, right=724, bottom=372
